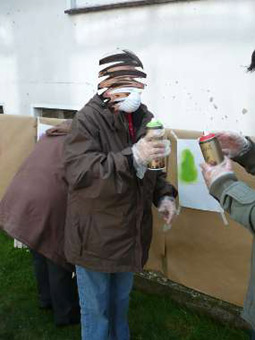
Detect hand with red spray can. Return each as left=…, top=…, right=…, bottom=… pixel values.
left=199, top=132, right=234, bottom=189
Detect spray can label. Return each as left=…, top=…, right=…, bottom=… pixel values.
left=199, top=133, right=224, bottom=165
left=146, top=119, right=166, bottom=170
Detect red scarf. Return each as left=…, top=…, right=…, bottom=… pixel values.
left=126, top=113, right=135, bottom=143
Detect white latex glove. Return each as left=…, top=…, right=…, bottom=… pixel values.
left=158, top=196, right=177, bottom=229
left=132, top=136, right=171, bottom=167
left=200, top=157, right=234, bottom=189
left=215, top=131, right=250, bottom=158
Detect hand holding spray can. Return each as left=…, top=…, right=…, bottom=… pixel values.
left=146, top=119, right=167, bottom=170
left=199, top=133, right=224, bottom=165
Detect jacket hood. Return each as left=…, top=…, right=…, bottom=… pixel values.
left=85, top=94, right=153, bottom=139
left=46, top=119, right=72, bottom=137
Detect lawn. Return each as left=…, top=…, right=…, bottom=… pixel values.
left=0, top=231, right=250, bottom=340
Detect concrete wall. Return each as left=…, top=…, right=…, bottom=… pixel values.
left=0, top=0, right=254, bottom=134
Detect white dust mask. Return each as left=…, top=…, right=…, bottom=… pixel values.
left=115, top=88, right=142, bottom=113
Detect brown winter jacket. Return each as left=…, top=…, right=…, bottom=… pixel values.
left=210, top=138, right=255, bottom=330
left=64, top=94, right=177, bottom=273
left=0, top=121, right=73, bottom=271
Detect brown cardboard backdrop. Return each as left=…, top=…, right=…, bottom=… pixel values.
left=146, top=129, right=254, bottom=307
left=0, top=115, right=36, bottom=200
left=0, top=116, right=253, bottom=307
left=0, top=116, right=64, bottom=200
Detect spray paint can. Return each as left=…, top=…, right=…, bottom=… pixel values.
left=146, top=119, right=166, bottom=170
left=199, top=133, right=224, bottom=165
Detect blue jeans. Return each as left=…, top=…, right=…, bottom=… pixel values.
left=76, top=266, right=134, bottom=340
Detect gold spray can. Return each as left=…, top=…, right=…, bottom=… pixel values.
left=146, top=119, right=166, bottom=170
left=199, top=133, right=224, bottom=165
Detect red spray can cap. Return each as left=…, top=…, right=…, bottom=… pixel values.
left=199, top=133, right=215, bottom=143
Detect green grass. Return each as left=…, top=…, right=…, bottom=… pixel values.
left=0, top=231, right=250, bottom=340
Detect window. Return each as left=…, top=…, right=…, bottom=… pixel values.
left=0, top=106, right=4, bottom=114
left=76, top=0, right=140, bottom=5
left=65, top=0, right=185, bottom=14
left=34, top=107, right=77, bottom=119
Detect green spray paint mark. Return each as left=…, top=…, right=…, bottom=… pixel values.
left=179, top=149, right=198, bottom=183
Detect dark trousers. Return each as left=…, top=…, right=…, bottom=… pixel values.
left=31, top=251, right=80, bottom=326
left=251, top=330, right=255, bottom=340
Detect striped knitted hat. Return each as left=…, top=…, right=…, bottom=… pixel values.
left=98, top=49, right=147, bottom=107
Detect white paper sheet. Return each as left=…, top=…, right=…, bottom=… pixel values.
left=177, top=139, right=223, bottom=212
left=37, top=120, right=53, bottom=141
left=14, top=239, right=27, bottom=248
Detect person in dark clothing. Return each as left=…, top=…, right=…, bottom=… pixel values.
left=247, top=49, right=255, bottom=72
left=0, top=121, right=80, bottom=326
left=201, top=133, right=255, bottom=338
left=201, top=49, right=255, bottom=339
left=64, top=49, right=178, bottom=340
left=31, top=250, right=80, bottom=326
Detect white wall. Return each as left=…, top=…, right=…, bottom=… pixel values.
left=0, top=0, right=254, bottom=134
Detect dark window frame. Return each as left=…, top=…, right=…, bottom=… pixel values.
left=33, top=106, right=77, bottom=119
left=65, top=0, right=196, bottom=15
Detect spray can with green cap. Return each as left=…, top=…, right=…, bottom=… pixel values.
left=146, top=119, right=166, bottom=170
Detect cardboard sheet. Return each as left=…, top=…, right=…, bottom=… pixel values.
left=0, top=115, right=36, bottom=200
left=146, top=129, right=254, bottom=306
left=0, top=116, right=66, bottom=200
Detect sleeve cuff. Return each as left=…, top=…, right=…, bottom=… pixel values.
left=210, top=172, right=238, bottom=201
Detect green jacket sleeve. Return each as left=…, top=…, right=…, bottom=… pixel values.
left=210, top=158, right=255, bottom=235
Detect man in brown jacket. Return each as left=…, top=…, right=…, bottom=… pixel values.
left=0, top=121, right=80, bottom=326
left=64, top=49, right=178, bottom=340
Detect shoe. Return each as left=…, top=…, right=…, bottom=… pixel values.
left=55, top=315, right=80, bottom=327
